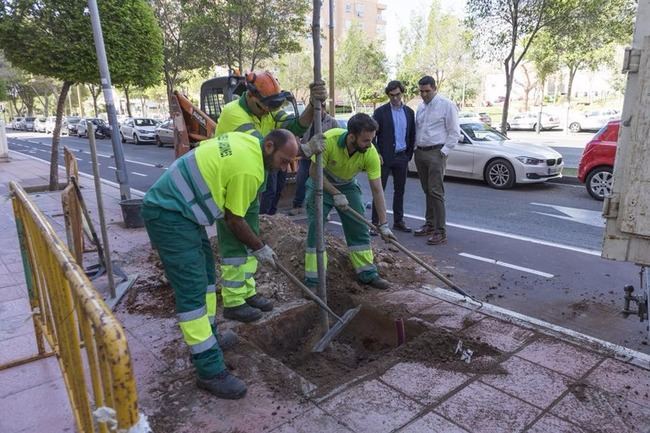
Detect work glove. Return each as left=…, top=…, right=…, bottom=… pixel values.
left=300, top=133, right=325, bottom=158
left=309, top=80, right=328, bottom=105
left=252, top=244, right=278, bottom=270
left=333, top=193, right=349, bottom=211
left=378, top=223, right=397, bottom=241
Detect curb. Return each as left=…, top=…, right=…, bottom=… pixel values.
left=549, top=175, right=581, bottom=186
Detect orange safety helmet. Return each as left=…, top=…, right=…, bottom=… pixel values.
left=245, top=71, right=291, bottom=109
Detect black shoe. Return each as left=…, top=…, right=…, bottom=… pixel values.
left=197, top=370, right=247, bottom=399
left=393, top=221, right=412, bottom=233
left=367, top=277, right=390, bottom=290
left=217, top=330, right=239, bottom=351
left=245, top=294, right=274, bottom=312
left=223, top=304, right=262, bottom=323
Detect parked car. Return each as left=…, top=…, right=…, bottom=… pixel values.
left=77, top=118, right=112, bottom=138
left=459, top=111, right=482, bottom=122
left=577, top=120, right=619, bottom=200
left=34, top=118, right=47, bottom=132
left=478, top=112, right=492, bottom=126
left=155, top=119, right=174, bottom=147
left=66, top=116, right=82, bottom=135
left=10, top=117, right=25, bottom=129
left=507, top=112, right=560, bottom=131
left=45, top=116, right=63, bottom=134
left=568, top=109, right=619, bottom=133
left=23, top=117, right=36, bottom=132
left=408, top=119, right=564, bottom=189
left=120, top=117, right=158, bottom=144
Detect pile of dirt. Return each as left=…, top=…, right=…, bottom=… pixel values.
left=121, top=248, right=175, bottom=318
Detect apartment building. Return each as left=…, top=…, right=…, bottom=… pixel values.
left=321, top=0, right=387, bottom=44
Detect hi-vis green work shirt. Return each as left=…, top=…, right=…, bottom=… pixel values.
left=143, top=132, right=264, bottom=224
left=313, top=128, right=381, bottom=185
left=215, top=92, right=307, bottom=139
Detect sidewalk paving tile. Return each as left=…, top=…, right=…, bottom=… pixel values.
left=550, top=385, right=650, bottom=433
left=0, top=333, right=38, bottom=365
left=0, top=285, right=23, bottom=302
left=378, top=289, right=442, bottom=314
left=526, top=414, right=588, bottom=433
left=0, top=377, right=75, bottom=433
left=320, top=379, right=422, bottom=433
left=417, top=301, right=485, bottom=331
left=379, top=361, right=470, bottom=405
left=516, top=337, right=602, bottom=379
left=585, top=357, right=650, bottom=409
left=0, top=311, right=36, bottom=341
left=462, top=318, right=536, bottom=352
left=396, top=413, right=470, bottom=433
left=270, top=406, right=354, bottom=433
left=0, top=356, right=60, bottom=399
left=435, top=381, right=540, bottom=433
left=479, top=356, right=571, bottom=408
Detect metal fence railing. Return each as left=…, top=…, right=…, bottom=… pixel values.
left=5, top=181, right=146, bottom=432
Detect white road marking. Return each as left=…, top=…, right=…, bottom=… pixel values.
left=458, top=252, right=555, bottom=278
left=131, top=171, right=147, bottom=177
left=125, top=159, right=159, bottom=168
left=393, top=211, right=601, bottom=256
left=530, top=202, right=604, bottom=227
left=108, top=165, right=117, bottom=170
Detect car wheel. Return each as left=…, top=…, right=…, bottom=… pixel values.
left=485, top=158, right=516, bottom=189
left=134, top=133, right=141, bottom=145
left=121, top=132, right=126, bottom=143
left=156, top=135, right=162, bottom=147
left=585, top=166, right=613, bottom=201
left=569, top=122, right=581, bottom=133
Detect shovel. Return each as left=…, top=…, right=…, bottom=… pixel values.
left=276, top=262, right=361, bottom=352
left=343, top=207, right=483, bottom=308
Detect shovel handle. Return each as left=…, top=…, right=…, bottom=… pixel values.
left=275, top=261, right=344, bottom=323
left=343, top=207, right=482, bottom=306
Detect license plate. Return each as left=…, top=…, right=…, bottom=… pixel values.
left=548, top=167, right=560, bottom=175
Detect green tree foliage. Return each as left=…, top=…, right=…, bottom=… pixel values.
left=0, top=0, right=163, bottom=189
left=466, top=0, right=581, bottom=132
left=275, top=48, right=313, bottom=103
left=335, top=24, right=387, bottom=112
left=186, top=0, right=310, bottom=73
left=151, top=0, right=206, bottom=115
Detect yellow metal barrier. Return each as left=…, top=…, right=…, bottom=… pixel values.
left=6, top=181, right=143, bottom=432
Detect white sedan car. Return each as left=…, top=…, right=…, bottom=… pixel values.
left=120, top=117, right=159, bottom=144
left=409, top=120, right=564, bottom=189
left=507, top=111, right=560, bottom=130
left=568, top=109, right=619, bottom=133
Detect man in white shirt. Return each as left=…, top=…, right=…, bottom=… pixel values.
left=413, top=75, right=460, bottom=245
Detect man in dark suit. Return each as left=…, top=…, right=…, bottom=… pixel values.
left=371, top=80, right=416, bottom=232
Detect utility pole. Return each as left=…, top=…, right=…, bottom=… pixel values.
left=87, top=0, right=131, bottom=202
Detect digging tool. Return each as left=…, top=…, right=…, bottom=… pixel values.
left=343, top=207, right=483, bottom=308
left=276, top=262, right=360, bottom=352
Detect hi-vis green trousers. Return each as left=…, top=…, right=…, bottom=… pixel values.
left=304, top=178, right=378, bottom=286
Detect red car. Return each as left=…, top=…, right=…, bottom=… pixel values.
left=577, top=120, right=619, bottom=200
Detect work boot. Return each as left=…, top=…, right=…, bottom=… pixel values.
left=223, top=304, right=262, bottom=323
left=367, top=276, right=391, bottom=290
left=288, top=206, right=305, bottom=216
left=245, top=294, right=274, bottom=312
left=393, top=221, right=412, bottom=233
left=217, top=329, right=239, bottom=351
left=196, top=370, right=247, bottom=400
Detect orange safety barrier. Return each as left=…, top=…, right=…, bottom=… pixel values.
left=4, top=181, right=146, bottom=432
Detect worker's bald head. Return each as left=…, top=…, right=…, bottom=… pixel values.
left=262, top=129, right=299, bottom=172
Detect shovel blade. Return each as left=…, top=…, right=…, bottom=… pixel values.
left=311, top=305, right=361, bottom=353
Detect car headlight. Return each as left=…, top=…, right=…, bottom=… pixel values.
left=137, top=129, right=149, bottom=133
left=515, top=156, right=544, bottom=165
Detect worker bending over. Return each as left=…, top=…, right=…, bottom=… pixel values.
left=215, top=70, right=327, bottom=313
left=304, top=113, right=396, bottom=290
left=142, top=129, right=320, bottom=399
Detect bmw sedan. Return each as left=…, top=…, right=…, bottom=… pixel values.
left=409, top=119, right=564, bottom=189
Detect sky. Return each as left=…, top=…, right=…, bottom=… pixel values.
left=382, top=0, right=467, bottom=68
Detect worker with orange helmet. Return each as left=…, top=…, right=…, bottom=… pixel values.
left=214, top=70, right=327, bottom=323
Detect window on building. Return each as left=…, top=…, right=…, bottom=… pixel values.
left=345, top=2, right=352, bottom=13
left=345, top=19, right=352, bottom=30
left=356, top=2, right=365, bottom=17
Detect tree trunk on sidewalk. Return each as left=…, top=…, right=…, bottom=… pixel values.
left=49, top=81, right=72, bottom=191
left=124, top=85, right=132, bottom=117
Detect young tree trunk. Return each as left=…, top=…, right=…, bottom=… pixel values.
left=164, top=69, right=174, bottom=117
left=124, top=86, right=133, bottom=117
left=501, top=63, right=515, bottom=134
left=565, top=66, right=578, bottom=133
left=49, top=81, right=72, bottom=191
